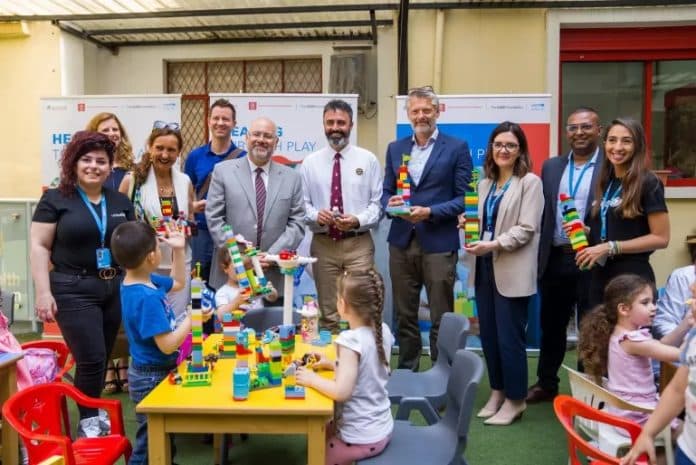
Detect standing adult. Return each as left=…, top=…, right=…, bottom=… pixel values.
left=576, top=118, right=670, bottom=306
left=526, top=107, right=603, bottom=403
left=30, top=131, right=134, bottom=437
left=86, top=112, right=135, bottom=192
left=462, top=122, right=544, bottom=426
left=206, top=116, right=305, bottom=293
left=300, top=99, right=383, bottom=330
left=382, top=86, right=472, bottom=370
left=86, top=112, right=136, bottom=394
left=119, top=124, right=194, bottom=318
left=185, top=99, right=246, bottom=287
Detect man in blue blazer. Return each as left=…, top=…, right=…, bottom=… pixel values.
left=527, top=107, right=604, bottom=402
left=382, top=86, right=472, bottom=370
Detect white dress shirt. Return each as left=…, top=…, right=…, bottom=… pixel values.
left=409, top=128, right=439, bottom=186
left=300, top=144, right=383, bottom=233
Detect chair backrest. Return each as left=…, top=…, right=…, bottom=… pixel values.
left=441, top=349, right=484, bottom=461
left=564, top=365, right=652, bottom=413
left=2, top=383, right=76, bottom=465
left=0, top=290, right=15, bottom=326
left=553, top=395, right=646, bottom=465
left=435, top=313, right=470, bottom=367
left=21, top=340, right=75, bottom=382
left=241, top=306, right=301, bottom=333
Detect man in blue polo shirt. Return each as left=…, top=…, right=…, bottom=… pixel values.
left=184, top=98, right=246, bottom=288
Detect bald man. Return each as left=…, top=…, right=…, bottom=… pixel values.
left=206, top=117, right=305, bottom=293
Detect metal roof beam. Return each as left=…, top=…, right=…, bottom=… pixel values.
left=101, top=33, right=375, bottom=47
left=86, top=19, right=393, bottom=36
left=52, top=20, right=118, bottom=55
left=370, top=9, right=378, bottom=45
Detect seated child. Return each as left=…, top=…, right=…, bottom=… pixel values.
left=579, top=274, right=682, bottom=427
left=111, top=221, right=211, bottom=465
left=214, top=246, right=278, bottom=323
left=296, top=269, right=394, bottom=465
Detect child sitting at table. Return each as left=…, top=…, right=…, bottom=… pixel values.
left=214, top=246, right=278, bottom=322
left=111, top=221, right=210, bottom=465
left=296, top=269, right=394, bottom=465
left=579, top=274, right=683, bottom=428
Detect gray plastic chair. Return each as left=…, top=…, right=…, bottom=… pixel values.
left=240, top=305, right=301, bottom=333
left=0, top=290, right=14, bottom=325
left=387, top=312, right=469, bottom=410
left=358, top=349, right=484, bottom=465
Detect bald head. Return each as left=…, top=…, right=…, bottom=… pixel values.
left=246, top=117, right=278, bottom=166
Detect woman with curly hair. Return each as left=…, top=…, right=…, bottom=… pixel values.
left=86, top=112, right=135, bottom=191
left=30, top=131, right=134, bottom=437
left=579, top=274, right=682, bottom=427
left=119, top=124, right=194, bottom=318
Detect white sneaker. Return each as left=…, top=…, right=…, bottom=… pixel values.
left=77, top=416, right=102, bottom=438
left=98, top=409, right=111, bottom=435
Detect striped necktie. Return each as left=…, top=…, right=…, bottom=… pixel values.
left=255, top=167, right=266, bottom=247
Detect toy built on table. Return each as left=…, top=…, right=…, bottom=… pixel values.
left=264, top=250, right=317, bottom=325
left=385, top=154, right=412, bottom=216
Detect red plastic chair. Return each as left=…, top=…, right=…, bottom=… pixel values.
left=2, top=382, right=132, bottom=465
left=554, top=395, right=649, bottom=465
left=21, top=340, right=75, bottom=382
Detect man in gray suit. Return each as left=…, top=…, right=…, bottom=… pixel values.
left=206, top=116, right=305, bottom=292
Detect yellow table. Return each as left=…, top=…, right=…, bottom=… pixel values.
left=136, top=335, right=334, bottom=465
left=1, top=352, right=24, bottom=465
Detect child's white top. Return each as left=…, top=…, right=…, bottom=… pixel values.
left=679, top=329, right=696, bottom=463
left=334, top=322, right=394, bottom=444
left=214, top=283, right=262, bottom=311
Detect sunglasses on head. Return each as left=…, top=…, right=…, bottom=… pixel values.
left=152, top=120, right=181, bottom=131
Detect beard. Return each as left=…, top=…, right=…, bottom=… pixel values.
left=326, top=131, right=349, bottom=151
left=249, top=145, right=272, bottom=164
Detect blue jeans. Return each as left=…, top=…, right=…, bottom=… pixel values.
left=128, top=364, right=176, bottom=465
left=677, top=445, right=696, bottom=465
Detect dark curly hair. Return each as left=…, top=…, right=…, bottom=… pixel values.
left=58, top=130, right=115, bottom=196
left=578, top=273, right=653, bottom=384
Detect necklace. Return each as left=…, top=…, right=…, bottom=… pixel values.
left=158, top=185, right=173, bottom=196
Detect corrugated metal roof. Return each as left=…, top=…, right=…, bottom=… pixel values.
left=0, top=0, right=691, bottom=52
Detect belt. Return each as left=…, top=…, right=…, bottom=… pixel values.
left=553, top=244, right=576, bottom=254
left=317, top=230, right=368, bottom=239
left=52, top=267, right=122, bottom=280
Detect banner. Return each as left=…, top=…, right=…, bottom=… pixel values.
left=211, top=93, right=358, bottom=165
left=396, top=94, right=551, bottom=173
left=41, top=95, right=181, bottom=187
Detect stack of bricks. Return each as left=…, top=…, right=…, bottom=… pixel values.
left=559, top=193, right=589, bottom=252
left=183, top=276, right=212, bottom=386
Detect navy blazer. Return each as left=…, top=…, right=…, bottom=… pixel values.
left=381, top=132, right=472, bottom=253
left=538, top=150, right=604, bottom=277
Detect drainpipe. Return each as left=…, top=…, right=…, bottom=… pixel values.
left=433, top=9, right=445, bottom=92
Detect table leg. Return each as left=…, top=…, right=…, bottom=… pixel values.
left=1, top=366, right=19, bottom=465
left=306, top=417, right=326, bottom=465
left=148, top=414, right=171, bottom=465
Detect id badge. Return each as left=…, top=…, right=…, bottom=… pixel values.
left=482, top=231, right=493, bottom=242
left=96, top=248, right=112, bottom=270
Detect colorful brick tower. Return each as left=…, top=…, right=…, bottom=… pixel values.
left=386, top=154, right=412, bottom=216
left=559, top=193, right=589, bottom=269
left=222, top=225, right=253, bottom=298
left=463, top=167, right=481, bottom=245
left=183, top=276, right=212, bottom=386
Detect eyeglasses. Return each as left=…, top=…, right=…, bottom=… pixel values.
left=249, top=131, right=276, bottom=141
left=153, top=120, right=181, bottom=132
left=492, top=142, right=519, bottom=151
left=566, top=123, right=595, bottom=133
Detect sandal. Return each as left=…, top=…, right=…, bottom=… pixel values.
left=116, top=360, right=129, bottom=393
left=103, top=365, right=120, bottom=394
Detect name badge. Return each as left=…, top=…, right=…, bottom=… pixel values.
left=482, top=231, right=493, bottom=242
left=96, top=248, right=112, bottom=270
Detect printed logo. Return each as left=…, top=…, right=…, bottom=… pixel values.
left=439, top=103, right=446, bottom=112
left=77, top=103, right=86, bottom=112
left=249, top=101, right=257, bottom=110
left=355, top=168, right=364, bottom=175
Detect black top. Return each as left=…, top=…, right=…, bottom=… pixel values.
left=33, top=188, right=135, bottom=274
left=104, top=167, right=128, bottom=192
left=588, top=172, right=667, bottom=261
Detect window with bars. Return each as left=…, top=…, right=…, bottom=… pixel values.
left=166, top=58, right=322, bottom=157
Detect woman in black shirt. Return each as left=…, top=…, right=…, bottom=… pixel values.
left=31, top=131, right=134, bottom=437
left=576, top=118, right=669, bottom=307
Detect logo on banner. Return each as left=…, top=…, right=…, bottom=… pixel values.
left=530, top=103, right=545, bottom=111
left=77, top=103, right=86, bottom=112
left=439, top=103, right=446, bottom=112
left=249, top=101, right=257, bottom=110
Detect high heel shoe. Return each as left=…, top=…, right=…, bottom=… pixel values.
left=102, top=364, right=120, bottom=395
left=476, top=401, right=503, bottom=418
left=483, top=407, right=525, bottom=426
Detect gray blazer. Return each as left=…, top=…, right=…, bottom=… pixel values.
left=205, top=157, right=305, bottom=291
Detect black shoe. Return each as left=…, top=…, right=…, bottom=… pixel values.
left=525, top=384, right=558, bottom=403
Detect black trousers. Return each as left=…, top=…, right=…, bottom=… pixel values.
left=51, top=271, right=122, bottom=419
left=588, top=256, right=656, bottom=309
left=536, top=247, right=592, bottom=391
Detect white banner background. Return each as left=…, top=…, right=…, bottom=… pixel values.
left=41, top=95, right=181, bottom=187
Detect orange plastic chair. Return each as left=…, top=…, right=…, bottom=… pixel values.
left=21, top=340, right=75, bottom=383
left=554, top=395, right=649, bottom=465
left=2, top=382, right=132, bottom=465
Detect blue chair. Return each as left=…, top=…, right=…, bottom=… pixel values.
left=387, top=312, right=469, bottom=410
left=358, top=349, right=484, bottom=465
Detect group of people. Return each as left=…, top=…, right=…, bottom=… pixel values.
left=28, top=87, right=696, bottom=465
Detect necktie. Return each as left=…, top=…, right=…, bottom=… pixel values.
left=329, top=153, right=344, bottom=240
left=255, top=167, right=266, bottom=247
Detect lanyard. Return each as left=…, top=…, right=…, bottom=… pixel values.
left=485, top=178, right=512, bottom=232
left=567, top=152, right=594, bottom=199
left=77, top=187, right=107, bottom=248
left=600, top=179, right=622, bottom=242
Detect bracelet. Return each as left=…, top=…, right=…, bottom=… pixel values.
left=615, top=240, right=622, bottom=255
left=607, top=241, right=617, bottom=257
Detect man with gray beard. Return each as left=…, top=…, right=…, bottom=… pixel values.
left=300, top=99, right=383, bottom=330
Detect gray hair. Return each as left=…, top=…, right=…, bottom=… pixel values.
left=405, top=85, right=439, bottom=109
